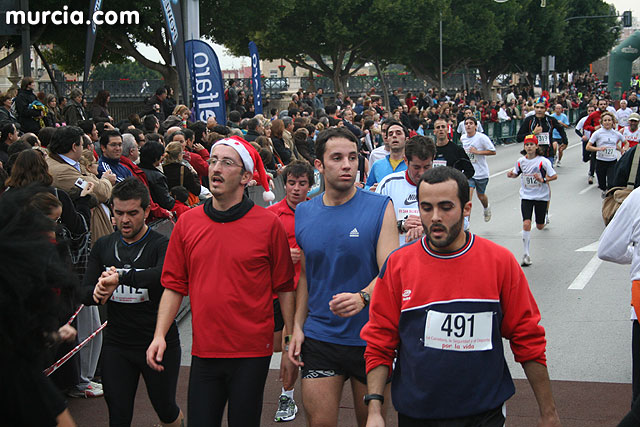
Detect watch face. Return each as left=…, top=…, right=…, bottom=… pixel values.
left=362, top=291, right=370, bottom=304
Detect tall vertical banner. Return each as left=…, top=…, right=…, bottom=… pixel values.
left=185, top=39, right=226, bottom=124
left=159, top=0, right=188, bottom=104
left=248, top=41, right=263, bottom=115
left=83, top=0, right=102, bottom=95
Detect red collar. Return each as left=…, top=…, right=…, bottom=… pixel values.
left=405, top=170, right=417, bottom=186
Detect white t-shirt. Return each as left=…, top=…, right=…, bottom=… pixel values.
left=513, top=156, right=556, bottom=201
left=461, top=132, right=495, bottom=179
left=456, top=120, right=484, bottom=136
left=589, top=128, right=625, bottom=162
left=368, top=146, right=390, bottom=166
left=617, top=108, right=633, bottom=127
left=576, top=116, right=591, bottom=140
left=376, top=170, right=417, bottom=245
left=607, top=106, right=617, bottom=115
left=623, top=126, right=640, bottom=148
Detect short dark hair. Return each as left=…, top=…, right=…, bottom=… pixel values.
left=111, top=177, right=150, bottom=210
left=166, top=130, right=185, bottom=143
left=315, top=127, right=359, bottom=163
left=7, top=140, right=31, bottom=157
left=1, top=123, right=16, bottom=143
left=463, top=116, right=477, bottom=125
left=155, top=87, right=167, bottom=96
left=325, top=104, right=337, bottom=115
left=418, top=166, right=469, bottom=207
left=125, top=127, right=144, bottom=143
left=48, top=126, right=84, bottom=155
left=170, top=186, right=189, bottom=204
left=143, top=115, right=159, bottom=133
left=139, top=141, right=165, bottom=168
left=228, top=111, right=241, bottom=123
left=247, top=118, right=260, bottom=131
left=189, top=121, right=207, bottom=144
left=384, top=120, right=408, bottom=137
left=288, top=107, right=300, bottom=117
left=405, top=136, right=436, bottom=163
left=99, top=130, right=123, bottom=148
left=38, top=127, right=56, bottom=148
left=78, top=119, right=95, bottom=136
left=282, top=160, right=315, bottom=187
left=183, top=128, right=194, bottom=141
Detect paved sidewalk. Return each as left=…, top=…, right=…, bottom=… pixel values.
left=67, top=366, right=631, bottom=426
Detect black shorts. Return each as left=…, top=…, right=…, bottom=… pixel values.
left=273, top=299, right=284, bottom=333
left=521, top=199, right=548, bottom=225
left=300, top=337, right=367, bottom=384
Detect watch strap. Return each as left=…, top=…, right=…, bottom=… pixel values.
left=364, top=393, right=384, bottom=405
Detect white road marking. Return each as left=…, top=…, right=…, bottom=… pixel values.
left=579, top=185, right=597, bottom=195
left=490, top=168, right=513, bottom=179
left=568, top=241, right=602, bottom=290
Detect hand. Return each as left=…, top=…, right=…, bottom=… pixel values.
left=403, top=215, right=422, bottom=231
left=537, top=411, right=561, bottom=427
left=355, top=182, right=364, bottom=189
left=329, top=292, right=365, bottom=318
left=57, top=324, right=77, bottom=342
left=247, top=179, right=257, bottom=187
left=146, top=336, right=167, bottom=372
left=507, top=170, right=517, bottom=178
left=366, top=411, right=385, bottom=427
left=534, top=172, right=543, bottom=183
left=369, top=183, right=378, bottom=192
left=103, top=122, right=115, bottom=130
left=194, top=143, right=205, bottom=152
left=103, top=170, right=117, bottom=185
left=290, top=247, right=301, bottom=264
left=582, top=135, right=588, bottom=142
left=468, top=146, right=479, bottom=155
left=287, top=328, right=305, bottom=367
left=533, top=125, right=542, bottom=135
left=80, top=181, right=94, bottom=197
left=405, top=226, right=423, bottom=243
left=280, top=350, right=299, bottom=390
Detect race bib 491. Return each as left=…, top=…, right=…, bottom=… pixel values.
left=424, top=310, right=493, bottom=352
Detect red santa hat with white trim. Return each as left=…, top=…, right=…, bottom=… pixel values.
left=211, top=135, right=275, bottom=202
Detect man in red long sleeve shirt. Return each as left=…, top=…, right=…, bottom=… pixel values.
left=583, top=98, right=610, bottom=134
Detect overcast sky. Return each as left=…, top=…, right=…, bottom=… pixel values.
left=137, top=0, right=639, bottom=71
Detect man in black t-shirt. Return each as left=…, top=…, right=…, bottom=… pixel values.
left=433, top=118, right=475, bottom=178
left=84, top=178, right=184, bottom=427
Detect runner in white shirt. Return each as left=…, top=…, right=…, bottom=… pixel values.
left=456, top=108, right=484, bottom=137
left=576, top=105, right=596, bottom=184
left=376, top=135, right=436, bottom=245
left=623, top=113, right=640, bottom=149
left=507, top=134, right=557, bottom=266
left=617, top=100, right=633, bottom=130
left=461, top=117, right=496, bottom=224
left=368, top=121, right=391, bottom=166
left=586, top=111, right=627, bottom=194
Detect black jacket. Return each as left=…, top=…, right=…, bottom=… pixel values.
left=140, top=166, right=175, bottom=210
left=272, top=136, right=291, bottom=165
left=611, top=145, right=640, bottom=190
left=244, top=130, right=262, bottom=142
left=163, top=162, right=200, bottom=196
left=63, top=100, right=86, bottom=126
left=0, top=106, right=19, bottom=128
left=14, top=88, right=40, bottom=133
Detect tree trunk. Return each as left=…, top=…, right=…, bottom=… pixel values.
left=332, top=68, right=345, bottom=96
left=374, top=59, right=390, bottom=111
left=161, top=68, right=179, bottom=103
left=478, top=67, right=495, bottom=101
left=33, top=44, right=61, bottom=99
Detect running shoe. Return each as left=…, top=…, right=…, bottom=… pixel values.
left=67, top=383, right=104, bottom=398
left=588, top=175, right=593, bottom=185
left=521, top=255, right=532, bottom=267
left=545, top=214, right=550, bottom=225
left=483, top=207, right=491, bottom=222
left=274, top=395, right=298, bottom=422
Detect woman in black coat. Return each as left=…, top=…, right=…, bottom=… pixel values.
left=139, top=141, right=175, bottom=210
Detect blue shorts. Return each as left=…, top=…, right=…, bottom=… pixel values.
left=468, top=177, right=489, bottom=194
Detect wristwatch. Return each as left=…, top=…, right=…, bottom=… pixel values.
left=359, top=290, right=371, bottom=307
left=397, top=219, right=406, bottom=234
left=364, top=393, right=384, bottom=405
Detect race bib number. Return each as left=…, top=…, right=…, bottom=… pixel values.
left=424, top=310, right=493, bottom=352
left=433, top=159, right=447, bottom=168
left=110, top=285, right=150, bottom=303
left=466, top=150, right=476, bottom=163
left=523, top=174, right=541, bottom=189
left=537, top=132, right=550, bottom=145
left=602, top=147, right=616, bottom=159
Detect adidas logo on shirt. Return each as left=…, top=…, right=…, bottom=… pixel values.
left=349, top=228, right=360, bottom=238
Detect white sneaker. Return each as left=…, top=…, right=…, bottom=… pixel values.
left=545, top=214, right=550, bottom=225
left=555, top=159, right=561, bottom=167
left=483, top=207, right=491, bottom=222
left=521, top=255, right=532, bottom=267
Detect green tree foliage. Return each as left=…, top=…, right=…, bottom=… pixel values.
left=90, top=60, right=162, bottom=80
left=556, top=0, right=620, bottom=72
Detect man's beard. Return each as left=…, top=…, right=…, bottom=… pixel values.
left=425, top=214, right=464, bottom=249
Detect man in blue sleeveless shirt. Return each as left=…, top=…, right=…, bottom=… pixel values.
left=289, top=127, right=399, bottom=426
